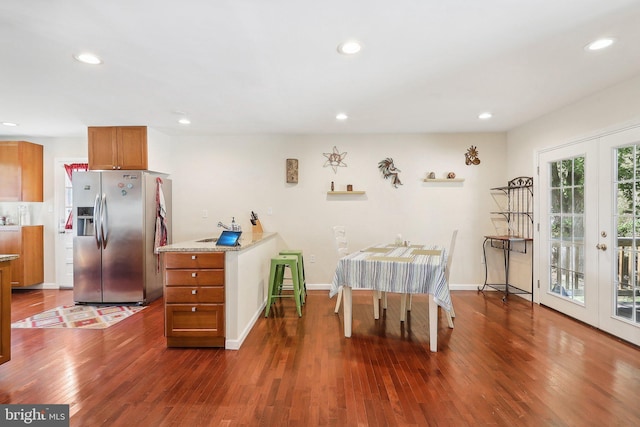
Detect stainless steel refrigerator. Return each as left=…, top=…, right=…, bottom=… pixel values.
left=73, top=170, right=172, bottom=304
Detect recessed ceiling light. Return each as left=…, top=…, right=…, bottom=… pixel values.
left=178, top=118, right=191, bottom=125
left=585, top=38, right=615, bottom=51
left=337, top=40, right=361, bottom=55
left=478, top=112, right=492, bottom=120
left=73, top=52, right=103, bottom=65
left=2, top=122, right=18, bottom=127
left=336, top=113, right=348, bottom=121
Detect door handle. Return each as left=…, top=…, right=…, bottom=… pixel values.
left=101, top=193, right=109, bottom=249
left=596, top=243, right=607, bottom=251
left=93, top=194, right=101, bottom=248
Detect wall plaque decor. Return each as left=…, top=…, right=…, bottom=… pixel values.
left=323, top=146, right=347, bottom=173
left=378, top=158, right=403, bottom=188
left=465, top=145, right=481, bottom=165
left=286, top=158, right=298, bottom=183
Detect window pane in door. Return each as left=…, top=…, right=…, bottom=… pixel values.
left=618, top=146, right=633, bottom=180
left=614, top=144, right=640, bottom=323
left=548, top=157, right=586, bottom=303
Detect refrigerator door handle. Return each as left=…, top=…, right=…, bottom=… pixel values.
left=101, top=193, right=109, bottom=249
left=93, top=193, right=102, bottom=248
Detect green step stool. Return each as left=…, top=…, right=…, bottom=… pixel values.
left=279, top=249, right=306, bottom=304
left=265, top=254, right=303, bottom=317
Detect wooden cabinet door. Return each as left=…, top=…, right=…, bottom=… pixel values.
left=0, top=141, right=43, bottom=201
left=0, top=142, right=20, bottom=200
left=88, top=126, right=118, bottom=170
left=88, top=126, right=147, bottom=170
left=21, top=226, right=44, bottom=287
left=166, top=304, right=225, bottom=338
left=0, top=230, right=21, bottom=286
left=20, top=142, right=43, bottom=201
left=117, top=126, right=148, bottom=170
left=0, top=261, right=11, bottom=365
left=0, top=226, right=44, bottom=287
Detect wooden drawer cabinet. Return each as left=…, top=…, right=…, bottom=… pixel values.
left=165, top=286, right=224, bottom=303
left=165, top=305, right=224, bottom=341
left=164, top=252, right=225, bottom=269
left=88, top=126, right=148, bottom=170
left=163, top=252, right=225, bottom=347
left=164, top=269, right=225, bottom=286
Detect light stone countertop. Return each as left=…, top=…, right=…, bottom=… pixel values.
left=0, top=254, right=19, bottom=263
left=156, top=231, right=277, bottom=253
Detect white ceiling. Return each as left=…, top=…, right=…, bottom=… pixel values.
left=1, top=0, right=640, bottom=138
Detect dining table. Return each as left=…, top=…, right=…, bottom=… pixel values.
left=330, top=243, right=452, bottom=352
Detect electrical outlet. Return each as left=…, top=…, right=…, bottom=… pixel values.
left=267, top=207, right=273, bottom=215
left=202, top=209, right=208, bottom=218
left=309, top=254, right=316, bottom=263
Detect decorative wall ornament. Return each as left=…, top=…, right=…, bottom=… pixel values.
left=465, top=145, right=481, bottom=165
left=323, top=146, right=347, bottom=173
left=378, top=158, right=403, bottom=188
left=286, top=158, right=299, bottom=183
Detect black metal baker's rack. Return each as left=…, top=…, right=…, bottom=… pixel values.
left=479, top=176, right=534, bottom=301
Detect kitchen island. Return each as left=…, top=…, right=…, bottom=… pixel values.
left=1, top=254, right=19, bottom=365
left=157, top=232, right=277, bottom=349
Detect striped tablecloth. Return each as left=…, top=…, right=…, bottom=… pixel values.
left=330, top=244, right=452, bottom=312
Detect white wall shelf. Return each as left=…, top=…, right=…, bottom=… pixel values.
left=327, top=191, right=366, bottom=195
left=423, top=178, right=465, bottom=183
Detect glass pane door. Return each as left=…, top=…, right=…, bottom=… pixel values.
left=537, top=141, right=599, bottom=326
left=614, top=145, right=640, bottom=323
left=549, top=157, right=585, bottom=302
left=598, top=128, right=640, bottom=346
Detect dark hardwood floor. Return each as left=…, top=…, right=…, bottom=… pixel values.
left=1, top=289, right=638, bottom=426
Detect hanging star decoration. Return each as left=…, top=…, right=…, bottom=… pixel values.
left=323, top=146, right=347, bottom=173
left=465, top=145, right=481, bottom=165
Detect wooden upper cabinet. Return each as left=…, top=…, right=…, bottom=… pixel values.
left=88, top=126, right=148, bottom=170
left=0, top=141, right=43, bottom=202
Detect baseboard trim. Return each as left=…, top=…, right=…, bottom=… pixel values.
left=15, top=282, right=59, bottom=290
left=225, top=301, right=268, bottom=351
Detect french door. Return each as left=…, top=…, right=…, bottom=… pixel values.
left=598, top=127, right=640, bottom=344
left=537, top=126, right=640, bottom=346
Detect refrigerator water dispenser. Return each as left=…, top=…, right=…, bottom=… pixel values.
left=76, top=206, right=95, bottom=236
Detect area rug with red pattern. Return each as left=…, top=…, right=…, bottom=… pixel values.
left=11, top=305, right=146, bottom=329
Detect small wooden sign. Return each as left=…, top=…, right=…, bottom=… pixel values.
left=286, top=158, right=298, bottom=183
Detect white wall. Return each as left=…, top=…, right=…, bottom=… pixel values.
left=506, top=73, right=640, bottom=301
left=1, top=132, right=509, bottom=288
left=165, top=132, right=508, bottom=285
left=507, top=74, right=640, bottom=177
left=7, top=72, right=640, bottom=292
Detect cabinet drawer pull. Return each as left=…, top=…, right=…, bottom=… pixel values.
left=192, top=307, right=196, bottom=312
left=191, top=272, right=197, bottom=278
left=191, top=255, right=197, bottom=260
left=191, top=289, right=197, bottom=295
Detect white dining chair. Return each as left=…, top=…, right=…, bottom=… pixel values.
left=333, top=226, right=387, bottom=315
left=333, top=226, right=348, bottom=313
left=403, top=229, right=457, bottom=328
